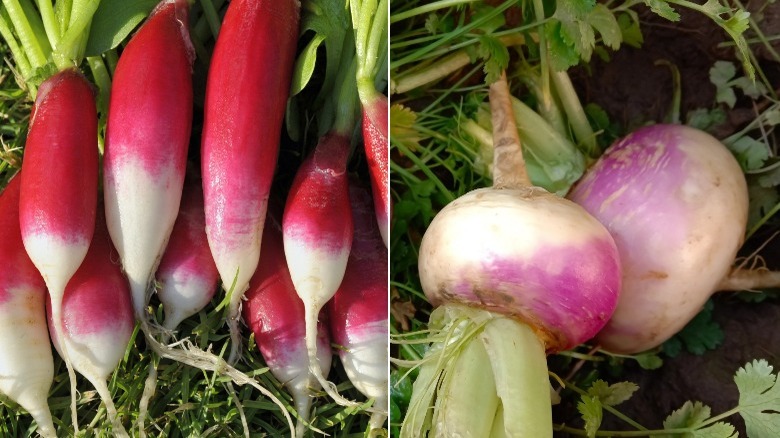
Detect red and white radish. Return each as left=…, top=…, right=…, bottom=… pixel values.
left=401, top=74, right=621, bottom=436
left=328, top=181, right=389, bottom=431
left=19, top=68, right=99, bottom=430
left=47, top=207, right=134, bottom=437
left=568, top=124, right=750, bottom=353
left=201, top=0, right=300, bottom=364
left=283, top=131, right=355, bottom=406
left=103, top=0, right=194, bottom=323
left=361, top=93, right=390, bottom=247
left=157, top=175, right=219, bottom=332
left=244, top=210, right=332, bottom=438
left=0, top=175, right=56, bottom=438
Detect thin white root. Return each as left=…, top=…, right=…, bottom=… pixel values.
left=51, top=302, right=80, bottom=434
left=137, top=357, right=158, bottom=438
left=305, top=310, right=360, bottom=408
left=92, top=380, right=129, bottom=438
left=141, top=326, right=295, bottom=435
left=226, top=382, right=250, bottom=438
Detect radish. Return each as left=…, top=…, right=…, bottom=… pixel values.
left=327, top=181, right=389, bottom=431
left=103, top=0, right=194, bottom=323
left=283, top=130, right=355, bottom=406
left=47, top=207, right=134, bottom=438
left=567, top=124, right=755, bottom=354
left=157, top=174, right=219, bottom=333
left=244, top=210, right=332, bottom=438
left=400, top=73, right=621, bottom=436
left=201, top=0, right=300, bottom=364
left=19, top=68, right=99, bottom=430
left=0, top=175, right=56, bottom=438
left=361, top=93, right=390, bottom=247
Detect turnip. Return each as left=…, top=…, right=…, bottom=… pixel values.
left=244, top=210, right=332, bottom=438
left=567, top=123, right=760, bottom=354
left=0, top=175, right=56, bottom=438
left=47, top=207, right=134, bottom=437
left=103, top=0, right=194, bottom=325
left=400, top=73, right=621, bottom=436
left=201, top=0, right=300, bottom=364
left=19, top=68, right=99, bottom=430
left=283, top=131, right=355, bottom=407
left=327, top=181, right=389, bottom=432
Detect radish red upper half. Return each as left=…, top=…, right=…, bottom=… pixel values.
left=362, top=94, right=390, bottom=247
left=20, top=69, right=97, bottom=243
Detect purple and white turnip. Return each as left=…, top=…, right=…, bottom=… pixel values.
left=401, top=73, right=621, bottom=437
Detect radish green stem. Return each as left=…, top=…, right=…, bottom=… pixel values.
left=3, top=0, right=49, bottom=69
left=0, top=12, right=30, bottom=78
left=198, top=0, right=220, bottom=39
left=489, top=72, right=529, bottom=189
left=34, top=0, right=58, bottom=47
left=54, top=0, right=70, bottom=38
left=390, top=0, right=479, bottom=24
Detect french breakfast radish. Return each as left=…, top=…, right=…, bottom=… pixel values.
left=401, top=73, right=620, bottom=437
left=47, top=207, right=134, bottom=437
left=201, top=0, right=300, bottom=364
left=283, top=131, right=355, bottom=406
left=19, top=68, right=98, bottom=430
left=567, top=124, right=753, bottom=353
left=244, top=210, right=332, bottom=438
left=0, top=175, right=56, bottom=438
left=157, top=174, right=219, bottom=332
left=328, top=181, right=389, bottom=431
left=103, top=0, right=194, bottom=323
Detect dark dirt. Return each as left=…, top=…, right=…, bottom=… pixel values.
left=552, top=4, right=780, bottom=436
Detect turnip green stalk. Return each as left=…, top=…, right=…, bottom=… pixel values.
left=398, top=73, right=621, bottom=436
left=0, top=175, right=56, bottom=438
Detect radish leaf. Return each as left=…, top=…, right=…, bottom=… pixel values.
left=735, top=359, right=780, bottom=437
left=85, top=0, right=158, bottom=56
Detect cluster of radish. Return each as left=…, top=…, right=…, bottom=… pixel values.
left=0, top=0, right=389, bottom=436
left=400, top=57, right=778, bottom=433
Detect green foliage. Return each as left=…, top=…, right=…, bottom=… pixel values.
left=662, top=300, right=724, bottom=357
left=735, top=359, right=780, bottom=437
left=84, top=0, right=158, bottom=57
left=661, top=401, right=737, bottom=438
left=710, top=60, right=767, bottom=109
left=546, top=1, right=622, bottom=70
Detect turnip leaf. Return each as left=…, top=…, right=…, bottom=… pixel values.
left=735, top=359, right=780, bottom=438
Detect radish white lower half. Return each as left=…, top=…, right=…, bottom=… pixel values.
left=400, top=74, right=621, bottom=437
left=244, top=212, right=331, bottom=437
left=328, top=182, right=389, bottom=431
left=47, top=208, right=134, bottom=437
left=568, top=124, right=750, bottom=353
left=19, top=69, right=99, bottom=432
left=0, top=176, right=55, bottom=438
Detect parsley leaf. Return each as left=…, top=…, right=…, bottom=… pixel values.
left=735, top=359, right=780, bottom=437
left=662, top=300, right=724, bottom=357
left=577, top=395, right=602, bottom=438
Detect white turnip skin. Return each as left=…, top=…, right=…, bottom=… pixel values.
left=283, top=132, right=355, bottom=406
left=47, top=208, right=134, bottom=437
left=244, top=211, right=332, bottom=438
left=157, top=175, right=219, bottom=332
left=0, top=175, right=56, bottom=438
left=568, top=124, right=749, bottom=354
left=201, top=0, right=300, bottom=365
left=104, top=0, right=194, bottom=323
left=328, top=182, right=389, bottom=431
left=19, top=68, right=99, bottom=431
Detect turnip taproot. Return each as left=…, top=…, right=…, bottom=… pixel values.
left=47, top=207, right=134, bottom=437
left=328, top=181, right=389, bottom=431
left=104, top=0, right=194, bottom=323
left=567, top=124, right=764, bottom=354
left=0, top=175, right=56, bottom=438
left=201, top=0, right=300, bottom=364
left=19, top=68, right=98, bottom=430
left=244, top=210, right=331, bottom=438
left=400, top=73, right=621, bottom=437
